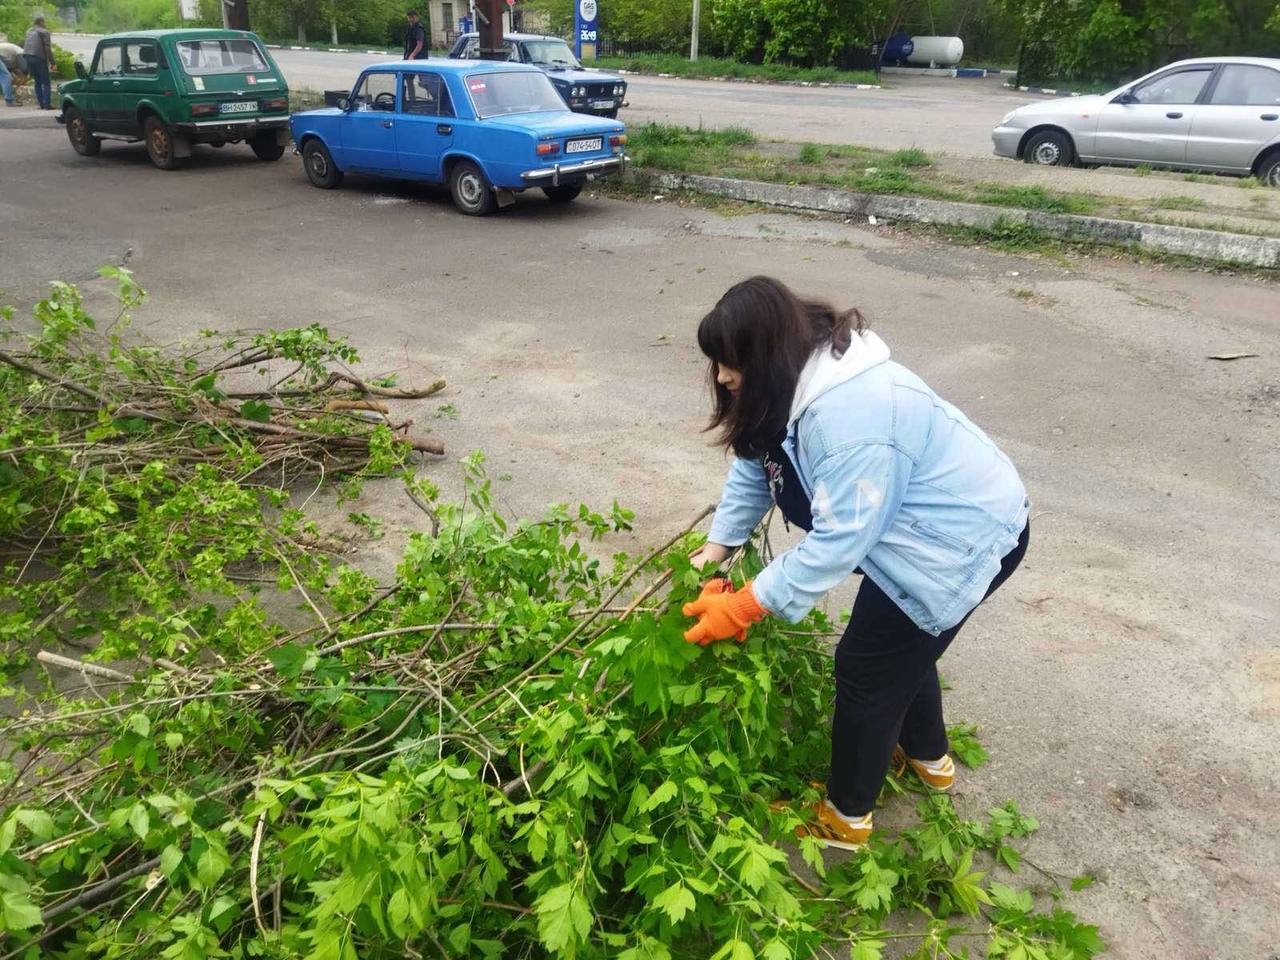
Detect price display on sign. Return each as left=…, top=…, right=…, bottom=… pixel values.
left=574, top=0, right=599, bottom=59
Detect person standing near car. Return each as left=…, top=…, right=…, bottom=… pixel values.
left=404, top=10, right=428, bottom=61
left=682, top=276, right=1030, bottom=849
left=0, top=40, right=18, bottom=106
left=23, top=16, right=54, bottom=110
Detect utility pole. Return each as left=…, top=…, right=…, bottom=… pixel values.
left=476, top=0, right=506, bottom=60
left=690, top=0, right=700, bottom=60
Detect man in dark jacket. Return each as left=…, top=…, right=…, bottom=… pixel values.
left=403, top=10, right=428, bottom=60
left=23, top=16, right=54, bottom=110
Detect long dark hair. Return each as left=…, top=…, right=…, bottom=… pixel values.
left=697, top=276, right=866, bottom=459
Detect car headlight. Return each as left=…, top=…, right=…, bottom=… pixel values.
left=614, top=84, right=624, bottom=96
left=1000, top=110, right=1016, bottom=125
left=572, top=86, right=583, bottom=97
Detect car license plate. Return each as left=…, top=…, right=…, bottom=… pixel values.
left=566, top=137, right=602, bottom=154
left=590, top=99, right=615, bottom=109
left=220, top=101, right=258, bottom=114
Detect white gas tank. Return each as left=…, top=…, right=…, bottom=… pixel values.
left=906, top=36, right=964, bottom=67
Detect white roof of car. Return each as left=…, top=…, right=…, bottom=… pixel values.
left=1163, top=56, right=1280, bottom=68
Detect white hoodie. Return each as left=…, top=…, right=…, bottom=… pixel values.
left=788, top=331, right=892, bottom=426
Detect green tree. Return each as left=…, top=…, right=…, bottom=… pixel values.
left=714, top=0, right=889, bottom=64
left=78, top=0, right=181, bottom=33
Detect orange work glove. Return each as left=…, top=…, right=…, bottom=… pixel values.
left=681, top=578, right=768, bottom=646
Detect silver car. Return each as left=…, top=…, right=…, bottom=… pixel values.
left=992, top=57, right=1280, bottom=185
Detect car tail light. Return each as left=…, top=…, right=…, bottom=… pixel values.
left=190, top=102, right=217, bottom=116
left=609, top=134, right=626, bottom=147
left=262, top=98, right=287, bottom=111
left=537, top=142, right=559, bottom=156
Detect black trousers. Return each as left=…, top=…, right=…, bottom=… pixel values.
left=827, top=522, right=1030, bottom=816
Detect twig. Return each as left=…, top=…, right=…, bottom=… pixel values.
left=36, top=651, right=133, bottom=684
left=250, top=812, right=269, bottom=940
left=311, top=622, right=500, bottom=659
left=41, top=855, right=161, bottom=923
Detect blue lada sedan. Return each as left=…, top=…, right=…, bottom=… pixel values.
left=289, top=60, right=626, bottom=215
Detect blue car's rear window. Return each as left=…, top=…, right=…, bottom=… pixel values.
left=465, top=71, right=567, bottom=118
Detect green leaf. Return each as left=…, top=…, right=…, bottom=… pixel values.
left=618, top=936, right=673, bottom=960
left=989, top=881, right=1033, bottom=914
left=447, top=922, right=471, bottom=952
left=127, top=713, right=151, bottom=738
left=16, top=809, right=54, bottom=841
left=761, top=940, right=792, bottom=960
left=849, top=938, right=885, bottom=960
left=387, top=887, right=411, bottom=936
left=640, top=780, right=678, bottom=812
left=238, top=399, right=272, bottom=422
left=2, top=889, right=43, bottom=931
left=1070, top=873, right=1097, bottom=891
left=160, top=844, right=184, bottom=878
left=535, top=882, right=591, bottom=955
left=738, top=848, right=773, bottom=892
left=266, top=643, right=307, bottom=679
left=195, top=843, right=229, bottom=889
left=128, top=802, right=150, bottom=840
left=710, top=939, right=755, bottom=960
left=651, top=881, right=696, bottom=925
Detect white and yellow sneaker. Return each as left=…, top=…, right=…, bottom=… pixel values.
left=891, top=745, right=955, bottom=791
left=790, top=799, right=873, bottom=851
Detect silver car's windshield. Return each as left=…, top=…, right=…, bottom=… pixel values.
left=523, top=40, right=581, bottom=69
left=465, top=71, right=568, bottom=117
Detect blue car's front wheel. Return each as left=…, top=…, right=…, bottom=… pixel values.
left=450, top=160, right=497, bottom=216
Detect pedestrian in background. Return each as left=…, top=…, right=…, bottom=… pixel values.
left=403, top=10, right=428, bottom=61
left=0, top=35, right=25, bottom=106
left=0, top=50, right=14, bottom=106
left=23, top=16, right=54, bottom=110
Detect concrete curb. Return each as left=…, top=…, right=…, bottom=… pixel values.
left=883, top=65, right=1013, bottom=79
left=1005, top=81, right=1085, bottom=97
left=645, top=171, right=1280, bottom=269
left=615, top=69, right=879, bottom=91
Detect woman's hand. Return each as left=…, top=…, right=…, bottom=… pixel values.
left=682, top=578, right=768, bottom=645
left=689, top=541, right=732, bottom=570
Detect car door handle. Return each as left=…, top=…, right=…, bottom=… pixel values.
left=381, top=120, right=393, bottom=128
left=1262, top=114, right=1279, bottom=121
left=1165, top=111, right=1183, bottom=119
left=437, top=124, right=452, bottom=135
left=112, top=80, right=121, bottom=86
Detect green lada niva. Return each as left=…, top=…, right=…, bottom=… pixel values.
left=57, top=29, right=290, bottom=170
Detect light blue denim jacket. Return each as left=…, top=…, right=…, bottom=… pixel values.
left=708, top=331, right=1029, bottom=635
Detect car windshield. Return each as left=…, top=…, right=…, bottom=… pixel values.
left=175, top=38, right=270, bottom=76
left=523, top=39, right=580, bottom=68
left=465, top=71, right=568, bottom=117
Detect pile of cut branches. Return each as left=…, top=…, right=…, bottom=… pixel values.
left=0, top=270, right=444, bottom=674
left=0, top=277, right=1102, bottom=960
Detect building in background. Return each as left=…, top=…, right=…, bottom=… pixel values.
left=423, top=2, right=551, bottom=48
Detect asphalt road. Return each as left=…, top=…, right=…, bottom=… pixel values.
left=3, top=125, right=1280, bottom=959
left=51, top=33, right=1037, bottom=156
